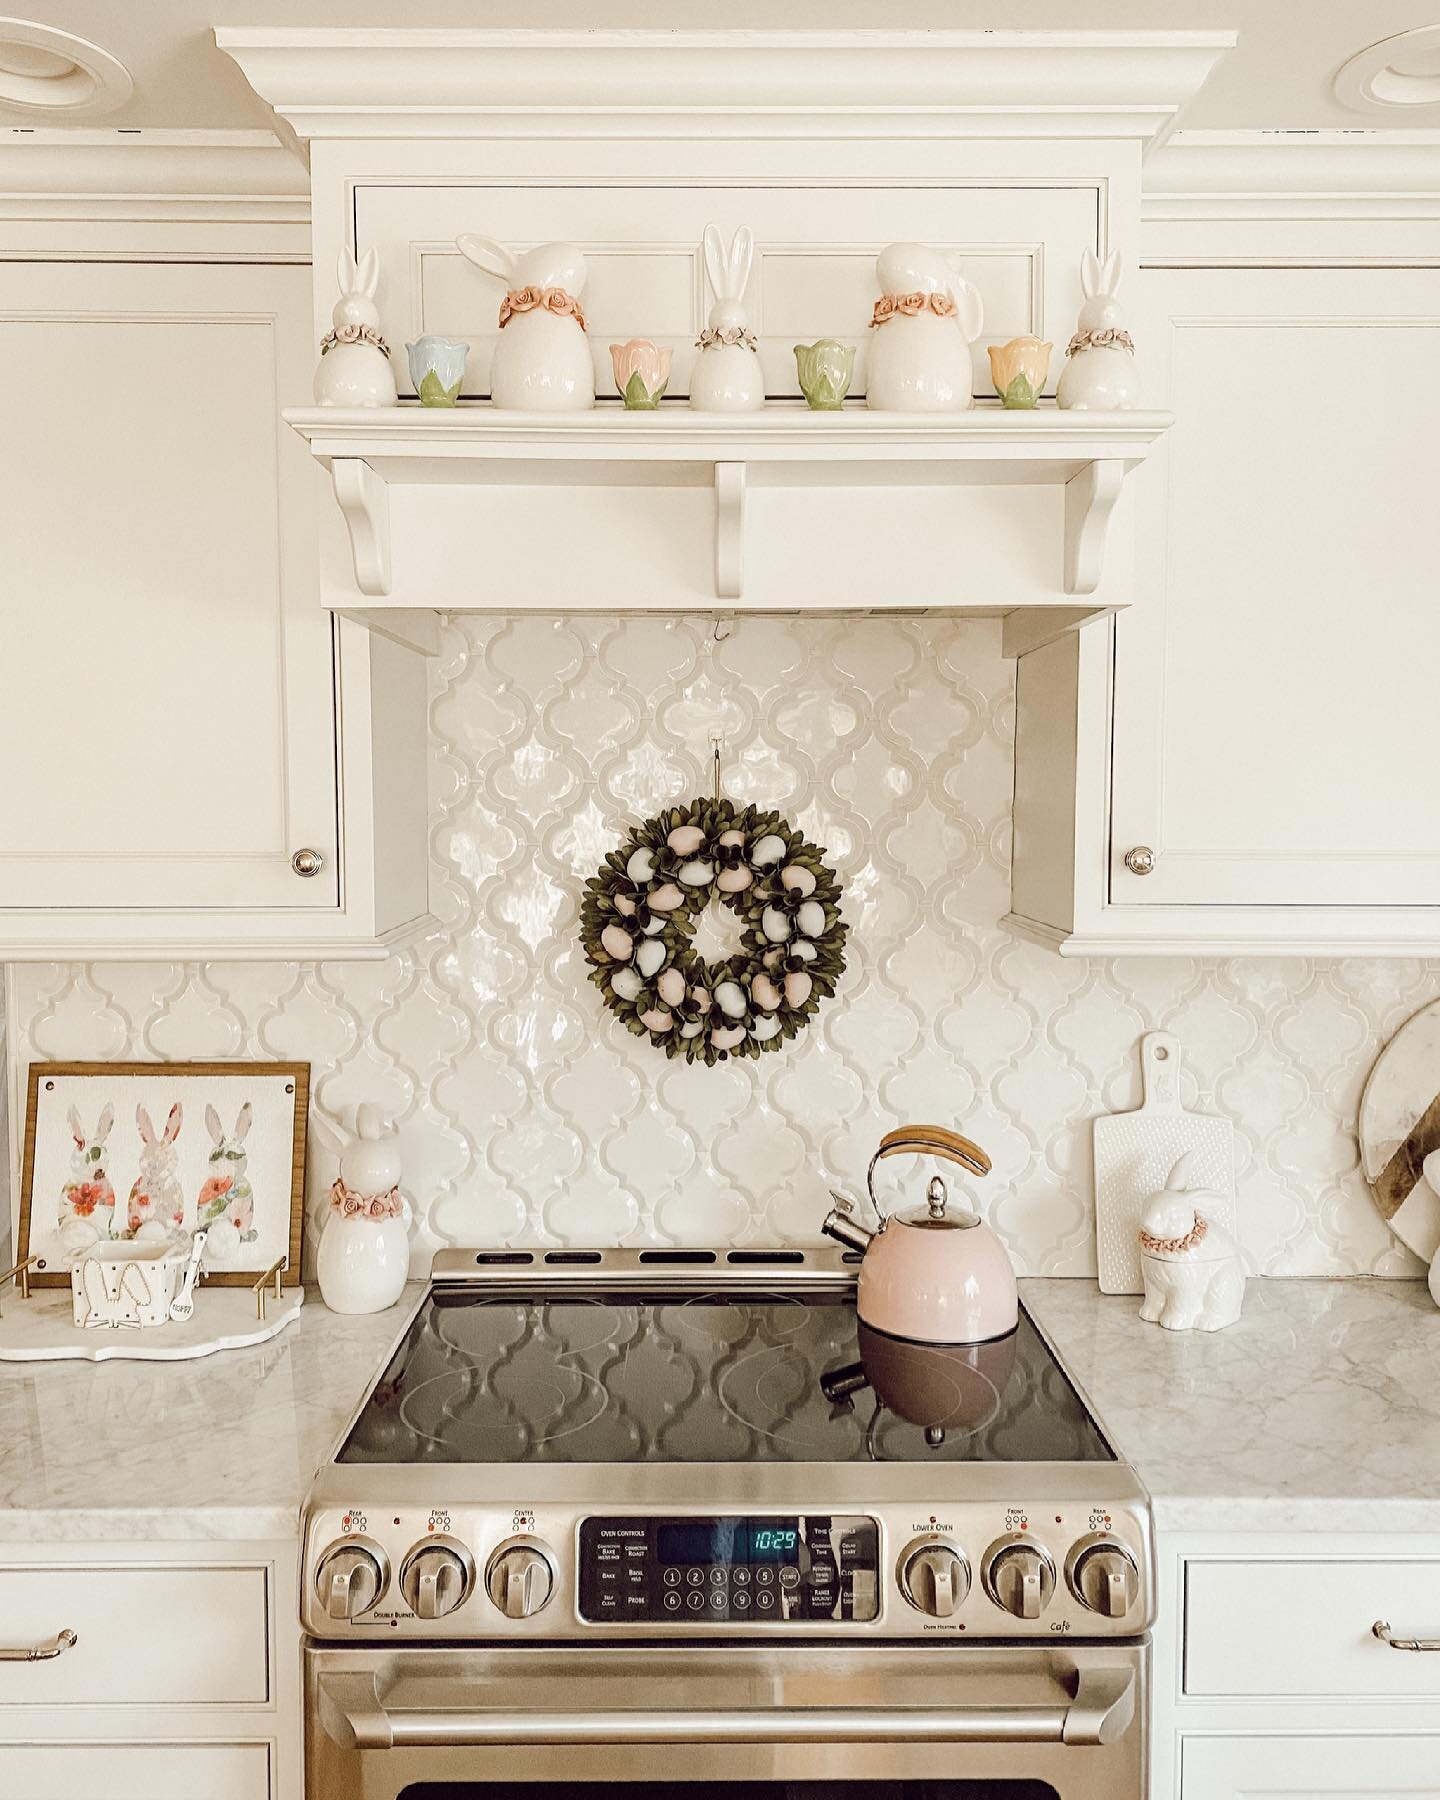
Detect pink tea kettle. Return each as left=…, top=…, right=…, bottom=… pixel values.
left=822, top=1125, right=1018, bottom=1345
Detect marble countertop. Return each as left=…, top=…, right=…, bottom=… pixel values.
left=6, top=1275, right=1440, bottom=1541
left=0, top=1288, right=417, bottom=1541
left=1024, top=1276, right=1440, bottom=1532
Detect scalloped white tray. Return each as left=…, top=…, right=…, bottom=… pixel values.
left=0, top=1286, right=303, bottom=1361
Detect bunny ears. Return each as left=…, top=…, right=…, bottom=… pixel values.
left=703, top=225, right=754, bottom=303
left=338, top=246, right=380, bottom=300
left=1080, top=249, right=1123, bottom=300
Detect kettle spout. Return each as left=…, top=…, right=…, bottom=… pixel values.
left=821, top=1207, right=875, bottom=1255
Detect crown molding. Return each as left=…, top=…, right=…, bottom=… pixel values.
left=214, top=28, right=1235, bottom=147
left=1144, top=129, right=1440, bottom=220
left=0, top=127, right=308, bottom=223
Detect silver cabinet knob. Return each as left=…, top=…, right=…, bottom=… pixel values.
left=1123, top=845, right=1156, bottom=876
left=982, top=1538, right=1056, bottom=1621
left=1068, top=1541, right=1140, bottom=1618
left=899, top=1542, right=970, bottom=1618
left=484, top=1539, right=555, bottom=1619
left=291, top=847, right=325, bottom=878
left=314, top=1540, right=387, bottom=1621
left=399, top=1538, right=475, bottom=1620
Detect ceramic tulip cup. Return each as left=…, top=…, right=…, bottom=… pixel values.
left=794, top=339, right=856, bottom=410
left=822, top=1125, right=1018, bottom=1345
left=610, top=339, right=672, bottom=409
left=988, top=336, right=1052, bottom=409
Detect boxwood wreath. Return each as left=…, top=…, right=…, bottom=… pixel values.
left=581, top=797, right=847, bottom=1064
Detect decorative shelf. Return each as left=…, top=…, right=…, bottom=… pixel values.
left=286, top=404, right=1172, bottom=654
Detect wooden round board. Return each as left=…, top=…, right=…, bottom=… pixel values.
left=1359, top=997, right=1440, bottom=1265
left=0, top=1285, right=303, bottom=1362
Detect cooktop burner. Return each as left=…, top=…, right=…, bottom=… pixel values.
left=338, top=1286, right=1113, bottom=1467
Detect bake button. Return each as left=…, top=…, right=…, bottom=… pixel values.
left=663, top=1591, right=682, bottom=1612
left=686, top=1591, right=705, bottom=1612
left=732, top=1567, right=752, bottom=1587
left=662, top=1567, right=682, bottom=1588
left=596, top=1568, right=620, bottom=1587
left=686, top=1568, right=706, bottom=1588
left=754, top=1568, right=776, bottom=1587
left=755, top=1588, right=776, bottom=1612
left=732, top=1590, right=752, bottom=1613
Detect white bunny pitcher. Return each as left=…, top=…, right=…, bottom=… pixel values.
left=457, top=234, right=594, bottom=411
left=866, top=242, right=984, bottom=412
left=690, top=225, right=763, bottom=413
left=314, top=247, right=397, bottom=408
left=1057, top=249, right=1139, bottom=411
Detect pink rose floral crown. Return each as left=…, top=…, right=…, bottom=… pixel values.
left=328, top=1177, right=405, bottom=1222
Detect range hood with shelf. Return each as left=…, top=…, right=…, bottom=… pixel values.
left=218, top=28, right=1232, bottom=656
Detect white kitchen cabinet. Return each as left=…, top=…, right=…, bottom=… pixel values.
left=0, top=260, right=429, bottom=960
left=1181, top=1734, right=1440, bottom=1796
left=1010, top=264, right=1440, bottom=955
left=4, top=1742, right=271, bottom=1800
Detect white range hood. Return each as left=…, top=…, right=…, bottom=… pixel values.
left=217, top=28, right=1234, bottom=654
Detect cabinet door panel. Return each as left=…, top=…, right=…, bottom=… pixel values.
left=0, top=1742, right=269, bottom=1799
left=0, top=262, right=336, bottom=908
left=1112, top=268, right=1440, bottom=907
left=1182, top=1733, right=1440, bottom=1796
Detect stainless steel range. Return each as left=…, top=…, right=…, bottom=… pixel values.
left=305, top=1249, right=1151, bottom=1798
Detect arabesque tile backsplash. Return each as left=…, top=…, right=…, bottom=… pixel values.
left=5, top=615, right=1435, bottom=1279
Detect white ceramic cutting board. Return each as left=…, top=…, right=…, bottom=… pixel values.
left=0, top=1286, right=303, bottom=1362
left=1093, top=1031, right=1236, bottom=1294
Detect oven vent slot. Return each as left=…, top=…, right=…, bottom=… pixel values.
left=637, top=1250, right=718, bottom=1264
left=473, top=1251, right=534, bottom=1264
left=725, top=1250, right=806, bottom=1264
left=543, top=1251, right=604, bottom=1264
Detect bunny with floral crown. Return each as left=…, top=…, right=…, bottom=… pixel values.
left=690, top=225, right=763, bottom=413
left=1057, top=249, right=1139, bottom=411
left=866, top=242, right=984, bottom=413
left=314, top=247, right=397, bottom=408
left=457, top=234, right=594, bottom=412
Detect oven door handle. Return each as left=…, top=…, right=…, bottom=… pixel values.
left=317, top=1663, right=1135, bottom=1753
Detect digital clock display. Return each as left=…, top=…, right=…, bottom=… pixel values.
left=656, top=1518, right=803, bottom=1566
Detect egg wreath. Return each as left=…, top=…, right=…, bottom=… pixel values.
left=580, top=796, right=848, bottom=1064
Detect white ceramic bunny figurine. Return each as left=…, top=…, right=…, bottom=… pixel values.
left=690, top=225, right=763, bottom=413
left=866, top=242, right=984, bottom=412
left=314, top=247, right=397, bottom=408
left=457, top=234, right=594, bottom=411
left=1056, top=249, right=1139, bottom=411
left=126, top=1102, right=184, bottom=1241
left=317, top=1102, right=409, bottom=1315
left=1138, top=1151, right=1244, bottom=1332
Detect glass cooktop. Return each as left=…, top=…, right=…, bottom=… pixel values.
left=338, top=1288, right=1113, bottom=1466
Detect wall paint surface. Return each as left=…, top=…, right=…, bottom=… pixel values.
left=6, top=615, right=1434, bottom=1277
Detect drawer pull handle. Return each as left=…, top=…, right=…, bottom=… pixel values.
left=1373, top=1620, right=1440, bottom=1652
left=0, top=1628, right=77, bottom=1663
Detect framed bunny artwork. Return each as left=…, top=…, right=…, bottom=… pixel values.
left=15, top=1062, right=308, bottom=1288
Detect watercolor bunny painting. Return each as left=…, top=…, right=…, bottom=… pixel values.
left=198, top=1102, right=256, bottom=1266
left=125, top=1102, right=185, bottom=1241
left=58, top=1104, right=116, bottom=1252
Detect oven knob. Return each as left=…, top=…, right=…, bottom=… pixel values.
left=898, top=1541, right=970, bottom=1618
left=1068, top=1540, right=1140, bottom=1618
left=982, top=1538, right=1056, bottom=1621
left=314, top=1539, right=388, bottom=1622
left=485, top=1539, right=555, bottom=1619
left=399, top=1538, right=476, bottom=1620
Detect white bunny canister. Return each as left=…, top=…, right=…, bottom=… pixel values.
left=1056, top=249, right=1140, bottom=411
left=317, top=1104, right=409, bottom=1315
left=690, top=225, right=763, bottom=413
left=866, top=242, right=984, bottom=413
left=314, top=247, right=398, bottom=408
left=457, top=234, right=594, bottom=412
left=1138, top=1151, right=1245, bottom=1333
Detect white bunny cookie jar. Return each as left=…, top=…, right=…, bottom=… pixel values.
left=866, top=242, right=984, bottom=413
left=1138, top=1151, right=1245, bottom=1333
left=314, top=247, right=397, bottom=408
left=1057, top=249, right=1140, bottom=411
left=690, top=225, right=763, bottom=413
left=457, top=234, right=594, bottom=412
left=317, top=1102, right=409, bottom=1315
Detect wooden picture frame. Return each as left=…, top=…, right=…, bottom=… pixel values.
left=18, top=1062, right=309, bottom=1288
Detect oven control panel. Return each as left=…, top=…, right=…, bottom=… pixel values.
left=578, top=1514, right=880, bottom=1625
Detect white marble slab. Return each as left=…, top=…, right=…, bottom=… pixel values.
left=0, top=1284, right=419, bottom=1541
left=1024, top=1276, right=1440, bottom=1533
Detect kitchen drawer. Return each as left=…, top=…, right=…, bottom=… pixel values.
left=0, top=1564, right=269, bottom=1708
left=1186, top=1558, right=1440, bottom=1697
left=1181, top=1733, right=1440, bottom=1797
left=1, top=1741, right=269, bottom=1800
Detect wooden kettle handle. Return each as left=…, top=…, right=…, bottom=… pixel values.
left=875, top=1124, right=992, bottom=1177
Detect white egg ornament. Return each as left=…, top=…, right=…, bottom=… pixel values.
left=678, top=860, right=715, bottom=886
left=635, top=937, right=667, bottom=979
left=627, top=847, right=656, bottom=883
left=715, top=980, right=748, bottom=1019
left=751, top=1014, right=782, bottom=1042
left=751, top=834, right=787, bottom=867
left=796, top=899, right=826, bottom=938
left=762, top=906, right=791, bottom=943
left=611, top=967, right=643, bottom=1002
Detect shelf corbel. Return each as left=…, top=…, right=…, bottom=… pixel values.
left=1063, top=457, right=1125, bottom=596
left=714, top=461, right=746, bottom=601
left=333, top=459, right=392, bottom=597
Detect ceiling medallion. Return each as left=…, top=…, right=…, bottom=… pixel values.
left=0, top=18, right=132, bottom=117
left=1334, top=25, right=1440, bottom=113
